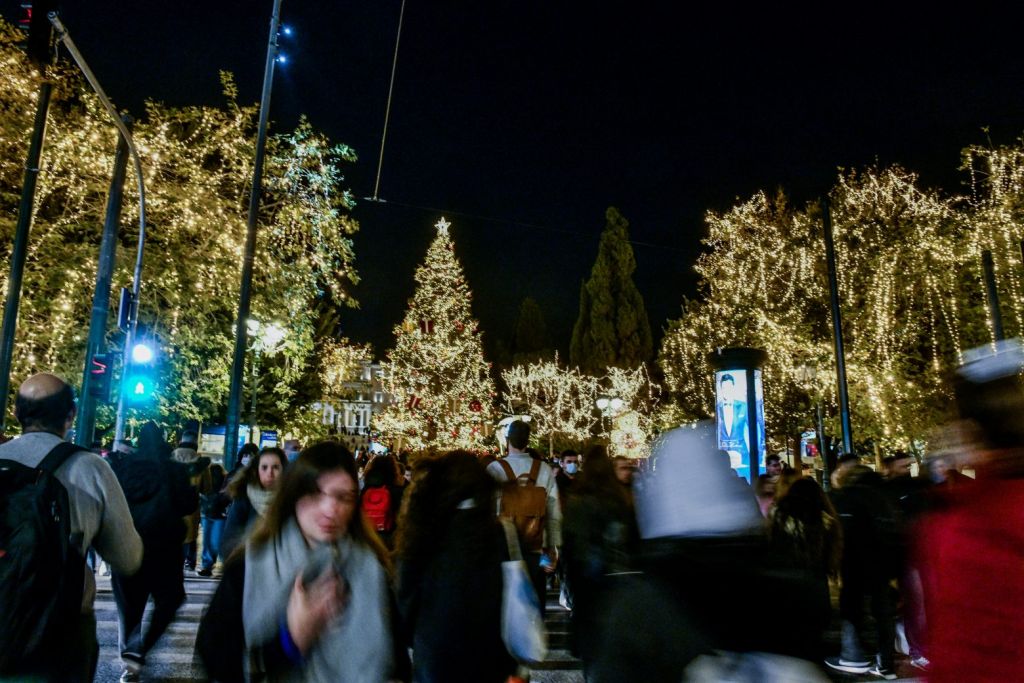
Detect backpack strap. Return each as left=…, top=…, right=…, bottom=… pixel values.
left=498, top=459, right=516, bottom=482
left=526, top=458, right=541, bottom=486
left=37, top=441, right=84, bottom=476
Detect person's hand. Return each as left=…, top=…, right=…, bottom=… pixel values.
left=286, top=568, right=347, bottom=653
left=542, top=547, right=558, bottom=573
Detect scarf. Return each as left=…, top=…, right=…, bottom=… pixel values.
left=242, top=517, right=394, bottom=683
left=247, top=482, right=274, bottom=519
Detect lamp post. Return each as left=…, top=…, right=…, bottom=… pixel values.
left=246, top=319, right=285, bottom=445
left=796, top=362, right=831, bottom=491
left=595, top=395, right=624, bottom=449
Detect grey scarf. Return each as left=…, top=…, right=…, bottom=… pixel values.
left=242, top=517, right=394, bottom=682
left=247, top=482, right=274, bottom=519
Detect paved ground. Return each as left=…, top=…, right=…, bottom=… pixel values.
left=93, top=572, right=922, bottom=682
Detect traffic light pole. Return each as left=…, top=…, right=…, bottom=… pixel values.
left=0, top=81, right=52, bottom=432
left=76, top=120, right=130, bottom=448
left=224, top=0, right=283, bottom=470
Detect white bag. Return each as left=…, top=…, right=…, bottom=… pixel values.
left=499, top=519, right=548, bottom=664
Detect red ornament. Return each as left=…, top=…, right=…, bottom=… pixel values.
left=469, top=399, right=483, bottom=412
left=407, top=395, right=422, bottom=411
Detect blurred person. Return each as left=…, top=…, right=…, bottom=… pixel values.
left=172, top=429, right=212, bottom=571
left=487, top=420, right=562, bottom=616
left=590, top=423, right=828, bottom=682
left=109, top=421, right=197, bottom=682
left=562, top=445, right=640, bottom=676
left=197, top=442, right=405, bottom=682
left=198, top=463, right=230, bottom=577
left=769, top=477, right=842, bottom=660
left=829, top=452, right=862, bottom=490
left=754, top=474, right=776, bottom=517
left=361, top=454, right=404, bottom=548
left=611, top=455, right=637, bottom=489
left=395, top=451, right=516, bottom=682
left=765, top=453, right=784, bottom=480
left=220, top=446, right=287, bottom=560
left=0, top=373, right=142, bottom=681
left=825, top=464, right=900, bottom=679
left=917, top=340, right=1024, bottom=683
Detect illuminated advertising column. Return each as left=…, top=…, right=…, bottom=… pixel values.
left=709, top=347, right=767, bottom=484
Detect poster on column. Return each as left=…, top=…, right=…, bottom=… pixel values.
left=715, top=369, right=765, bottom=483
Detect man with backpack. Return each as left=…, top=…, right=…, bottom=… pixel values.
left=0, top=373, right=142, bottom=681
left=108, top=421, right=198, bottom=682
left=487, top=419, right=562, bottom=615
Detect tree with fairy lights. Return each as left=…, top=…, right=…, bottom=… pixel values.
left=0, top=24, right=361, bottom=431
left=377, top=218, right=495, bottom=450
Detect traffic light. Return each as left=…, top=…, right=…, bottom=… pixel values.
left=17, top=0, right=58, bottom=67
left=123, top=341, right=156, bottom=405
left=87, top=352, right=113, bottom=403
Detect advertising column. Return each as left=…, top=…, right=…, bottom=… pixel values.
left=709, top=348, right=767, bottom=484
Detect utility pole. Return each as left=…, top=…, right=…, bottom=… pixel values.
left=224, top=0, right=284, bottom=469
left=821, top=198, right=854, bottom=456
left=75, top=120, right=131, bottom=447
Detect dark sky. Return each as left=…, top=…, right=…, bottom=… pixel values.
left=17, top=2, right=1024, bottom=361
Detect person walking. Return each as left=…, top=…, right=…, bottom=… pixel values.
left=196, top=442, right=406, bottom=682
left=108, top=421, right=198, bottom=682
left=172, top=430, right=212, bottom=571
left=197, top=463, right=229, bottom=577
left=0, top=373, right=142, bottom=681
left=220, top=446, right=286, bottom=560
left=395, top=451, right=516, bottom=683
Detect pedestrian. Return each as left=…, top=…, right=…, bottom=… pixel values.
left=486, top=420, right=562, bottom=616
left=196, top=442, right=406, bottom=682
left=917, top=341, right=1024, bottom=683
left=360, top=454, right=404, bottom=549
left=0, top=373, right=142, bottom=680
left=825, top=462, right=900, bottom=679
left=172, top=429, right=212, bottom=571
left=220, top=446, right=286, bottom=560
left=197, top=463, right=230, bottom=577
left=562, top=444, right=640, bottom=675
left=395, top=450, right=516, bottom=682
left=108, top=421, right=198, bottom=682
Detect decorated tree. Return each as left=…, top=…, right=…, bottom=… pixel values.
left=570, top=207, right=653, bottom=373
left=377, top=218, right=495, bottom=449
left=0, top=25, right=361, bottom=432
left=502, top=353, right=597, bottom=454
left=601, top=363, right=659, bottom=458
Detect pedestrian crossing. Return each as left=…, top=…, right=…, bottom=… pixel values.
left=92, top=573, right=584, bottom=682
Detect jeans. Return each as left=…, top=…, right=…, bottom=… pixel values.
left=839, top=573, right=895, bottom=669
left=113, top=546, right=186, bottom=658
left=200, top=516, right=225, bottom=570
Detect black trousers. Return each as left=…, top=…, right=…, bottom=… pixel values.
left=112, top=545, right=186, bottom=658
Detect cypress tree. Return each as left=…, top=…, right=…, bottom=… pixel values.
left=570, top=207, right=653, bottom=373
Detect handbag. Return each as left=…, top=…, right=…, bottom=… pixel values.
left=499, top=518, right=548, bottom=665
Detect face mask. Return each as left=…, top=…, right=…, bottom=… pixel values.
left=240, top=455, right=252, bottom=468
left=564, top=463, right=578, bottom=475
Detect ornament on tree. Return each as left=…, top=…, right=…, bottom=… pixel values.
left=469, top=399, right=483, bottom=412
left=407, top=395, right=422, bottom=411
left=419, top=319, right=434, bottom=335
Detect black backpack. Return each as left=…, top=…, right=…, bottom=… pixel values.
left=0, top=442, right=86, bottom=672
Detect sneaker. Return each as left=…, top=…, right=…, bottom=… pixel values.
left=910, top=655, right=930, bottom=671
left=197, top=567, right=213, bottom=577
left=868, top=664, right=897, bottom=680
left=121, top=652, right=143, bottom=675
left=119, top=671, right=141, bottom=683
left=824, top=657, right=871, bottom=674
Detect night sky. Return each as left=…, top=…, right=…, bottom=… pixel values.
left=14, top=2, right=1024, bottom=361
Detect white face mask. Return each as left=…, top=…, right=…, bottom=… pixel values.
left=240, top=455, right=252, bottom=468
left=564, top=462, right=578, bottom=475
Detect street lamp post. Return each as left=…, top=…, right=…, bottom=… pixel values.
left=796, top=363, right=831, bottom=491
left=595, top=395, right=623, bottom=450
left=246, top=319, right=285, bottom=445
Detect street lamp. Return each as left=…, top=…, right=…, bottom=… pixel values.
left=796, top=362, right=831, bottom=490
left=595, top=395, right=624, bottom=444
left=247, top=319, right=286, bottom=444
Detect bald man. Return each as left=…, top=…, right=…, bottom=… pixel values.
left=0, top=373, right=142, bottom=680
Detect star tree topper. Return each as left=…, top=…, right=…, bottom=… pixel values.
left=435, top=216, right=451, bottom=235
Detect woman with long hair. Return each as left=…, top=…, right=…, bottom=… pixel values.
left=219, top=446, right=287, bottom=560
left=562, top=445, right=639, bottom=674
left=394, top=450, right=516, bottom=683
left=197, top=442, right=403, bottom=682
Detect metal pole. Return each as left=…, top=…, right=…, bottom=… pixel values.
left=0, top=81, right=52, bottom=431
left=820, top=198, right=854, bottom=456
left=225, top=0, right=283, bottom=470
left=49, top=15, right=148, bottom=445
left=745, top=368, right=760, bottom=484
left=76, top=120, right=130, bottom=447
left=981, top=250, right=1005, bottom=342
left=816, top=401, right=830, bottom=492
left=248, top=349, right=259, bottom=444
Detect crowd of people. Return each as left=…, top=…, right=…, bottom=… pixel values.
left=1, top=338, right=1023, bottom=682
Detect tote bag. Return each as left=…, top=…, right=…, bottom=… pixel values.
left=499, top=518, right=548, bottom=665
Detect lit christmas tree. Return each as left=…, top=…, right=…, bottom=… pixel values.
left=377, top=218, right=495, bottom=450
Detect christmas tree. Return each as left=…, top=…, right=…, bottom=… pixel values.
left=377, top=218, right=495, bottom=450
